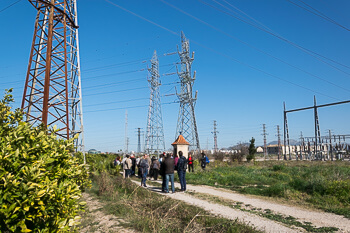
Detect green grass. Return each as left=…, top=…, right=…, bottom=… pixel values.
left=186, top=160, right=350, bottom=218
left=79, top=173, right=261, bottom=233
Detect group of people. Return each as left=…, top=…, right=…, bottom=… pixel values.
left=115, top=152, right=210, bottom=194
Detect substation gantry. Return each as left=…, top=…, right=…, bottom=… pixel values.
left=21, top=0, right=85, bottom=154
left=283, top=96, right=350, bottom=161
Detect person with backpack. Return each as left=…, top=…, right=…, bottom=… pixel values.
left=139, top=154, right=150, bottom=187
left=187, top=153, right=194, bottom=172
left=201, top=152, right=209, bottom=170
left=177, top=151, right=187, bottom=191
left=150, top=156, right=160, bottom=180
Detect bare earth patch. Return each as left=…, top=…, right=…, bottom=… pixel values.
left=79, top=193, right=136, bottom=233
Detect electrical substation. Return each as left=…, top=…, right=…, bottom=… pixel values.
left=283, top=96, right=350, bottom=161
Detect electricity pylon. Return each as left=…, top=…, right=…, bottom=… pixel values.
left=212, top=120, right=219, bottom=152
left=145, top=51, right=165, bottom=155
left=175, top=31, right=200, bottom=152
left=22, top=0, right=85, bottom=154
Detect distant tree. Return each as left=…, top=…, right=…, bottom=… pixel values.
left=247, top=137, right=257, bottom=162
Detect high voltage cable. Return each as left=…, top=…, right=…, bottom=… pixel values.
left=84, top=97, right=149, bottom=107
left=0, top=0, right=22, bottom=13
left=83, top=78, right=145, bottom=90
left=104, top=0, right=179, bottom=36
left=104, top=0, right=341, bottom=100
left=82, top=59, right=147, bottom=73
left=84, top=92, right=175, bottom=107
left=158, top=0, right=350, bottom=94
left=287, top=0, right=350, bottom=32
left=198, top=0, right=350, bottom=73
left=84, top=86, right=149, bottom=97
left=217, top=0, right=350, bottom=72
left=84, top=101, right=177, bottom=113
left=84, top=81, right=179, bottom=97
left=3, top=65, right=176, bottom=90
left=83, top=69, right=145, bottom=81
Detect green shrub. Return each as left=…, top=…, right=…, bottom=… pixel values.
left=0, top=89, right=90, bottom=232
left=83, top=153, right=119, bottom=175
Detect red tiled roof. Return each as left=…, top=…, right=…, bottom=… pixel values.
left=171, top=135, right=190, bottom=145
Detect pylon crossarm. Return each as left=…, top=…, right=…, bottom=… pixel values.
left=28, top=0, right=78, bottom=28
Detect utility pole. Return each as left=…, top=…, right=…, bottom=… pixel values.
left=145, top=51, right=165, bottom=156
left=212, top=120, right=219, bottom=153
left=284, top=102, right=291, bottom=160
left=175, top=31, right=200, bottom=153
left=137, top=128, right=142, bottom=154
left=276, top=125, right=281, bottom=160
left=125, top=110, right=128, bottom=154
left=262, top=124, right=268, bottom=159
left=299, top=132, right=304, bottom=160
left=314, top=96, right=321, bottom=160
left=22, top=0, right=85, bottom=157
left=329, top=130, right=333, bottom=161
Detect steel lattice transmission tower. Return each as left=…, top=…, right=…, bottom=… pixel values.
left=145, top=51, right=165, bottom=155
left=175, top=31, right=200, bottom=152
left=22, top=0, right=85, bottom=153
left=212, top=120, right=219, bottom=153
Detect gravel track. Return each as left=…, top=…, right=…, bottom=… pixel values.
left=186, top=184, right=350, bottom=233
left=136, top=179, right=350, bottom=233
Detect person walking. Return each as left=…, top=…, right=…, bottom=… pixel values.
left=121, top=156, right=127, bottom=178
left=201, top=152, right=209, bottom=170
left=131, top=154, right=136, bottom=176
left=177, top=151, right=187, bottom=191
left=123, top=155, right=132, bottom=178
left=187, top=153, right=194, bottom=172
left=136, top=156, right=141, bottom=177
left=163, top=153, right=175, bottom=193
left=139, top=154, right=149, bottom=187
left=150, top=156, right=160, bottom=180
left=146, top=154, right=152, bottom=179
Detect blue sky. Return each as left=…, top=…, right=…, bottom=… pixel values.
left=1, top=0, right=350, bottom=152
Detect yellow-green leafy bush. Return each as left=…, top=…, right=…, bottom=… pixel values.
left=0, top=90, right=90, bottom=232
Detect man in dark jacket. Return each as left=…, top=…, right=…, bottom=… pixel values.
left=177, top=151, right=187, bottom=191
left=131, top=154, right=136, bottom=176
left=139, top=154, right=149, bottom=187
left=201, top=152, right=208, bottom=170
left=162, top=153, right=175, bottom=193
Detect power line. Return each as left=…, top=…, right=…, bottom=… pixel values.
left=84, top=101, right=177, bottom=113
left=159, top=0, right=350, bottom=94
left=82, top=58, right=147, bottom=73
left=104, top=0, right=341, bottom=101
left=0, top=0, right=22, bottom=14
left=83, top=78, right=145, bottom=90
left=199, top=0, right=350, bottom=74
left=84, top=86, right=149, bottom=97
left=104, top=0, right=179, bottom=36
left=83, top=81, right=179, bottom=97
left=287, top=0, right=350, bottom=32
left=84, top=97, right=149, bottom=107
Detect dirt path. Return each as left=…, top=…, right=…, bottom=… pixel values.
left=187, top=184, right=350, bottom=233
left=133, top=179, right=350, bottom=233
left=79, top=193, right=136, bottom=233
